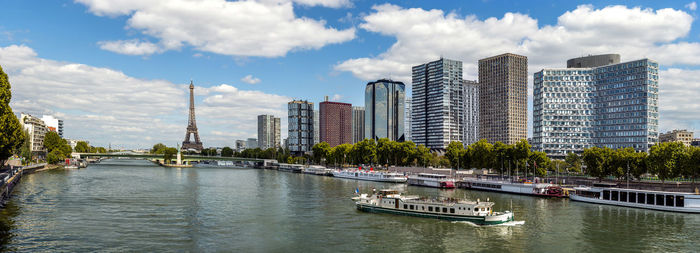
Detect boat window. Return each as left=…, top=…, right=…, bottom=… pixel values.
left=676, top=196, right=685, bottom=207
left=637, top=193, right=644, bottom=204
left=468, top=208, right=470, bottom=211
left=410, top=205, right=414, bottom=210
left=422, top=206, right=425, bottom=210
left=450, top=208, right=455, bottom=213
left=428, top=206, right=433, bottom=212
left=442, top=207, right=447, bottom=213
left=404, top=204, right=408, bottom=209
left=611, top=191, right=618, bottom=201
left=603, top=190, right=610, bottom=200
left=629, top=192, right=636, bottom=203
left=646, top=194, right=654, bottom=205
left=656, top=194, right=664, bottom=206
left=665, top=195, right=674, bottom=207
left=620, top=192, right=627, bottom=202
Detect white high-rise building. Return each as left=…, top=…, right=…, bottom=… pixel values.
left=313, top=110, right=319, bottom=145
left=533, top=54, right=659, bottom=159
left=404, top=97, right=412, bottom=141
left=20, top=113, right=48, bottom=153
left=41, top=115, right=63, bottom=138
left=352, top=106, right=365, bottom=143
left=257, top=115, right=280, bottom=149
left=411, top=58, right=464, bottom=150
left=463, top=80, right=479, bottom=145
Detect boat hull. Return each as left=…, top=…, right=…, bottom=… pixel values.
left=356, top=203, right=513, bottom=225
left=459, top=180, right=564, bottom=197
left=332, top=172, right=407, bottom=183
left=570, top=194, right=700, bottom=213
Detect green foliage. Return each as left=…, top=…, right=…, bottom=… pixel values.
left=648, top=142, right=686, bottom=183
left=583, top=147, right=611, bottom=181
left=43, top=131, right=71, bottom=164
left=74, top=141, right=90, bottom=153
left=564, top=152, right=582, bottom=173
left=0, top=65, right=25, bottom=165
left=492, top=142, right=511, bottom=174
left=152, top=143, right=167, bottom=154
left=312, top=142, right=331, bottom=164
left=201, top=148, right=218, bottom=156
left=221, top=147, right=234, bottom=157
left=445, top=141, right=464, bottom=169
left=163, top=147, right=178, bottom=162
left=20, top=130, right=31, bottom=162
left=415, top=144, right=431, bottom=167
left=467, top=139, right=493, bottom=169
left=46, top=149, right=65, bottom=164
left=528, top=151, right=550, bottom=177
left=683, top=147, right=700, bottom=183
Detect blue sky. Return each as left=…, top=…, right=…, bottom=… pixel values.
left=1, top=0, right=699, bottom=149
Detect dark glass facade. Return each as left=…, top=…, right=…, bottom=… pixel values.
left=365, top=79, right=405, bottom=141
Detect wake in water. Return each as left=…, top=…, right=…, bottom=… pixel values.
left=452, top=220, right=525, bottom=227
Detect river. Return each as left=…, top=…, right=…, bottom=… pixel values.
left=0, top=159, right=698, bottom=252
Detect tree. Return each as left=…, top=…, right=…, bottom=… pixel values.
left=513, top=139, right=531, bottom=174
left=398, top=141, right=417, bottom=166
left=445, top=141, right=464, bottom=169
left=467, top=139, right=493, bottom=170
left=528, top=151, right=550, bottom=178
left=415, top=144, right=431, bottom=167
left=221, top=147, right=233, bottom=157
left=683, top=147, right=700, bottom=192
left=565, top=152, right=582, bottom=173
left=74, top=141, right=90, bottom=153
left=312, top=142, right=330, bottom=164
left=46, top=149, right=65, bottom=164
left=97, top=147, right=107, bottom=153
left=583, top=147, right=611, bottom=182
left=350, top=139, right=376, bottom=166
left=0, top=65, right=25, bottom=166
left=648, top=142, right=686, bottom=186
left=152, top=143, right=167, bottom=154
left=376, top=138, right=392, bottom=166
left=43, top=131, right=71, bottom=162
left=163, top=147, right=178, bottom=163
left=492, top=142, right=510, bottom=174
left=332, top=144, right=352, bottom=166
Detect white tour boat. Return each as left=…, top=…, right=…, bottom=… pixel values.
left=355, top=190, right=515, bottom=225
left=459, top=177, right=564, bottom=197
left=332, top=170, right=407, bottom=183
left=303, top=165, right=333, bottom=176
left=407, top=173, right=456, bottom=189
left=570, top=186, right=700, bottom=213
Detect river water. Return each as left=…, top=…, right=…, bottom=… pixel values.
left=0, top=159, right=698, bottom=252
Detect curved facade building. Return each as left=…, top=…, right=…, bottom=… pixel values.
left=365, top=79, right=406, bottom=141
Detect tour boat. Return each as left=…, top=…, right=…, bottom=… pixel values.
left=354, top=190, right=515, bottom=225
left=303, top=165, right=333, bottom=176
left=570, top=186, right=700, bottom=213
left=407, top=173, right=455, bottom=188
left=332, top=170, right=407, bottom=183
left=459, top=178, right=564, bottom=197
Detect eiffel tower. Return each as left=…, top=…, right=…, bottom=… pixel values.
left=182, top=80, right=203, bottom=152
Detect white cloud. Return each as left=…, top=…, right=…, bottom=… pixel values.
left=241, top=74, right=261, bottom=84
left=336, top=4, right=697, bottom=82
left=686, top=2, right=697, bottom=11
left=0, top=44, right=290, bottom=148
left=76, top=0, right=356, bottom=57
left=97, top=39, right=163, bottom=55
left=658, top=68, right=700, bottom=132
left=331, top=94, right=343, bottom=101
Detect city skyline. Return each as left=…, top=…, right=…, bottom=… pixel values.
left=2, top=1, right=700, bottom=148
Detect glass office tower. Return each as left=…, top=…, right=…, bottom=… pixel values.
left=365, top=79, right=406, bottom=141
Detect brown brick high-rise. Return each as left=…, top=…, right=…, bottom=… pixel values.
left=320, top=100, right=352, bottom=147
left=478, top=53, right=528, bottom=145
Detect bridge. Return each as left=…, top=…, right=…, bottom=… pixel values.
left=73, top=152, right=264, bottom=163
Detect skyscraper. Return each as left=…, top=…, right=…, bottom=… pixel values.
left=20, top=113, right=48, bottom=153
left=478, top=53, right=528, bottom=145
left=411, top=58, right=464, bottom=150
left=319, top=97, right=352, bottom=147
left=404, top=97, right=412, bottom=141
left=314, top=110, right=319, bottom=145
left=257, top=115, right=281, bottom=149
left=365, top=79, right=405, bottom=141
left=463, top=80, right=479, bottom=145
left=352, top=106, right=365, bottom=143
left=288, top=100, right=314, bottom=155
left=533, top=54, right=659, bottom=158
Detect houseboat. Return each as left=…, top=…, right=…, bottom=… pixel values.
left=459, top=178, right=564, bottom=197
left=570, top=186, right=700, bottom=213
left=407, top=173, right=455, bottom=188
left=303, top=165, right=334, bottom=176
left=332, top=170, right=407, bottom=183
left=278, top=163, right=304, bottom=173
left=354, top=189, right=515, bottom=225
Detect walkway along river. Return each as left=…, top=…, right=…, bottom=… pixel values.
left=0, top=159, right=698, bottom=252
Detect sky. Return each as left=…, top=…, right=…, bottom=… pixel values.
left=1, top=0, right=699, bottom=149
